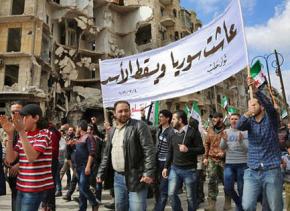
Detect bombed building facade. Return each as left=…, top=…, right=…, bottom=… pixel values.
left=0, top=0, right=248, bottom=124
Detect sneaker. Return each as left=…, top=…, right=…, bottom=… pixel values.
left=104, top=202, right=115, bottom=210
left=62, top=195, right=71, bottom=201
left=55, top=191, right=62, bottom=197
left=73, top=197, right=79, bottom=203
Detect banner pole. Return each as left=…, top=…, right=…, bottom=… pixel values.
left=99, top=58, right=110, bottom=141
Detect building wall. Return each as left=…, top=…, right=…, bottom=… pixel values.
left=0, top=57, right=32, bottom=91
left=0, top=0, right=250, bottom=123
left=0, top=21, right=43, bottom=56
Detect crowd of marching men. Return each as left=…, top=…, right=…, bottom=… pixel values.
left=0, top=77, right=290, bottom=211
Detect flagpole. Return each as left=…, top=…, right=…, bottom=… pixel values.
left=99, top=58, right=110, bottom=141
left=237, top=0, right=253, bottom=100
left=182, top=114, right=191, bottom=145
left=247, top=65, right=254, bottom=99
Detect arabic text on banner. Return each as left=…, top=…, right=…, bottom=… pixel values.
left=100, top=0, right=248, bottom=107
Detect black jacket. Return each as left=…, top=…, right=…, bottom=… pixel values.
left=165, top=126, right=205, bottom=169
left=97, top=118, right=156, bottom=192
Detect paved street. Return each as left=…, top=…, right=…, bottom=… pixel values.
left=0, top=180, right=273, bottom=211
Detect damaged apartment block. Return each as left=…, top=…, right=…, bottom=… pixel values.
left=0, top=0, right=248, bottom=125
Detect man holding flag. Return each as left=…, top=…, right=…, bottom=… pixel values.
left=237, top=77, right=283, bottom=211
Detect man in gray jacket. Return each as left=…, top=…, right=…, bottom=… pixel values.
left=97, top=100, right=156, bottom=211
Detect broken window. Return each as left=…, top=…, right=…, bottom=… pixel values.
left=174, top=31, right=179, bottom=40
left=7, top=28, right=21, bottom=52
left=67, top=29, right=77, bottom=47
left=11, top=0, right=25, bottom=15
left=67, top=20, right=77, bottom=47
left=135, top=25, right=151, bottom=45
left=4, top=65, right=19, bottom=86
left=46, top=15, right=50, bottom=25
left=160, top=7, right=164, bottom=16
left=41, top=33, right=50, bottom=62
left=160, top=31, right=166, bottom=40
left=173, top=9, right=177, bottom=18
left=59, top=22, right=65, bottom=45
left=217, top=94, right=221, bottom=104
left=91, top=69, right=96, bottom=79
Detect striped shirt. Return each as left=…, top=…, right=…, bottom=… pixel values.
left=14, top=129, right=54, bottom=192
left=157, top=127, right=174, bottom=161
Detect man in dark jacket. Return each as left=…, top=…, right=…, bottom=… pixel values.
left=75, top=120, right=98, bottom=211
left=97, top=100, right=156, bottom=211
left=162, top=110, right=204, bottom=211
left=154, top=109, right=174, bottom=211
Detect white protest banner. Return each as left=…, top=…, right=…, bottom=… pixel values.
left=100, top=0, right=248, bottom=107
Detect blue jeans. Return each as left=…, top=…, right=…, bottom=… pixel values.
left=77, top=167, right=98, bottom=211
left=242, top=168, right=283, bottom=211
left=224, top=163, right=247, bottom=211
left=16, top=190, right=47, bottom=211
left=168, top=165, right=197, bottom=211
left=154, top=161, right=169, bottom=211
left=55, top=161, right=64, bottom=192
left=114, top=172, right=148, bottom=211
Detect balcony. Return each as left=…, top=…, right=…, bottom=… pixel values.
left=159, top=0, right=172, bottom=6
left=136, top=42, right=152, bottom=52
left=160, top=14, right=175, bottom=27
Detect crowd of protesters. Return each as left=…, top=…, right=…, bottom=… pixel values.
left=0, top=77, right=290, bottom=211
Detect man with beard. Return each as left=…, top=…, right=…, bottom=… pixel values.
left=203, top=112, right=231, bottom=211
left=237, top=78, right=283, bottom=211
left=162, top=110, right=204, bottom=211
left=97, top=100, right=156, bottom=211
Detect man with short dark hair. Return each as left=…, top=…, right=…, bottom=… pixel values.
left=3, top=101, right=24, bottom=211
left=237, top=78, right=283, bottom=211
left=154, top=109, right=174, bottom=211
left=220, top=113, right=248, bottom=211
left=90, top=116, right=105, bottom=140
left=203, top=112, right=231, bottom=210
left=75, top=120, right=98, bottom=211
left=97, top=100, right=156, bottom=211
left=162, top=110, right=204, bottom=211
left=0, top=104, right=54, bottom=211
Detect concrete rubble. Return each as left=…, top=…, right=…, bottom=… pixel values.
left=0, top=0, right=250, bottom=124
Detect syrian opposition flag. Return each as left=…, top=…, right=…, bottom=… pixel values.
left=251, top=60, right=267, bottom=88
left=154, top=101, right=160, bottom=126
left=227, top=106, right=238, bottom=115
left=190, top=101, right=201, bottom=122
left=184, top=104, right=191, bottom=117
left=281, top=108, right=288, bottom=119
left=221, top=96, right=228, bottom=109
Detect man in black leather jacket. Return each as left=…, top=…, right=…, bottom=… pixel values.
left=97, top=100, right=156, bottom=211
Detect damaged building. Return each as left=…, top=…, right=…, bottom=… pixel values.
left=0, top=0, right=247, bottom=125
